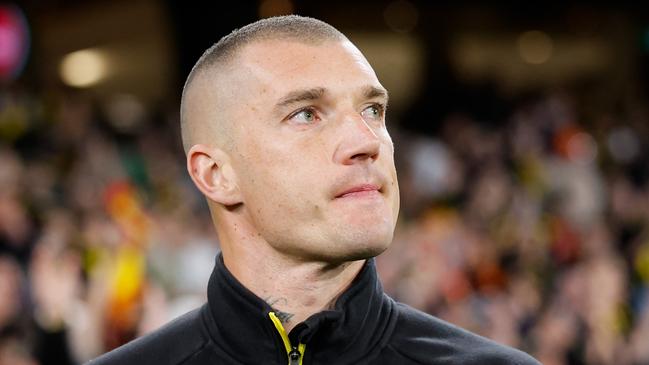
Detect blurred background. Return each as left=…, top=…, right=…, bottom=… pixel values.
left=1, top=1, right=649, bottom=364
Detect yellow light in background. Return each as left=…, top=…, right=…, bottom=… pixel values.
left=59, top=48, right=107, bottom=87
left=517, top=30, right=553, bottom=64
left=258, top=0, right=294, bottom=18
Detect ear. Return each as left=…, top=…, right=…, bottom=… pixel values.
left=187, top=144, right=242, bottom=206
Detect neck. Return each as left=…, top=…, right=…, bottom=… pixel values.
left=215, top=213, right=365, bottom=332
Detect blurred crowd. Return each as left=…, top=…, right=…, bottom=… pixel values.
left=0, top=87, right=216, bottom=364
left=380, top=90, right=649, bottom=365
left=1, top=82, right=649, bottom=365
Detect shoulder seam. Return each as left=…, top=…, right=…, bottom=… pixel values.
left=385, top=343, right=428, bottom=365
left=178, top=340, right=210, bottom=365
left=176, top=305, right=214, bottom=364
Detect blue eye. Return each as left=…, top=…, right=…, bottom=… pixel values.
left=361, top=104, right=384, bottom=121
left=290, top=108, right=319, bottom=124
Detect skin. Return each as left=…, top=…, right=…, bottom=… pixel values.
left=184, top=38, right=400, bottom=332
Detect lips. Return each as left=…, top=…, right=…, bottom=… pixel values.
left=335, top=184, right=382, bottom=199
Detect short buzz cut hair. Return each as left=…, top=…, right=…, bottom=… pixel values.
left=180, top=15, right=347, bottom=152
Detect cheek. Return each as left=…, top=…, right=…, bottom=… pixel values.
left=238, top=138, right=323, bottom=215
left=378, top=136, right=400, bottom=218
left=379, top=126, right=391, bottom=141
left=391, top=174, right=400, bottom=217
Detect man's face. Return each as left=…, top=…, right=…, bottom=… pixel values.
left=222, top=38, right=399, bottom=263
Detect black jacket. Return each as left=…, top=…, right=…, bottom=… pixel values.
left=89, top=255, right=540, bottom=364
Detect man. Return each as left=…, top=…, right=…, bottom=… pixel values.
left=91, top=15, right=540, bottom=364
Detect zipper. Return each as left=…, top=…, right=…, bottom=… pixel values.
left=288, top=347, right=301, bottom=365
left=269, top=312, right=306, bottom=365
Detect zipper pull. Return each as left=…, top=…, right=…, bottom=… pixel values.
left=288, top=347, right=301, bottom=365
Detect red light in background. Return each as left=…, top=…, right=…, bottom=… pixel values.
left=0, top=4, right=29, bottom=82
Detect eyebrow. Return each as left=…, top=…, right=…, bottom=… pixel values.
left=274, top=85, right=389, bottom=110
left=276, top=87, right=326, bottom=108
left=362, top=86, right=389, bottom=103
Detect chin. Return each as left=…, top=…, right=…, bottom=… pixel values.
left=341, top=243, right=390, bottom=262
left=323, top=229, right=394, bottom=263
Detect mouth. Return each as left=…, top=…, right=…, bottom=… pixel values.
left=335, top=184, right=382, bottom=199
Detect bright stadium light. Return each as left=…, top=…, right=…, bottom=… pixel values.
left=59, top=48, right=107, bottom=87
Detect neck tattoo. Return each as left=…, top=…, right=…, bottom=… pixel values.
left=264, top=296, right=295, bottom=324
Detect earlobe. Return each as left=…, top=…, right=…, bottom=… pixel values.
left=187, top=144, right=242, bottom=206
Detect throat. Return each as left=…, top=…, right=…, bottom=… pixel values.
left=264, top=296, right=296, bottom=324
left=230, top=254, right=367, bottom=332
left=263, top=295, right=322, bottom=333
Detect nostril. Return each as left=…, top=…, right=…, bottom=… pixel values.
left=350, top=150, right=378, bottom=161
left=334, top=125, right=381, bottom=164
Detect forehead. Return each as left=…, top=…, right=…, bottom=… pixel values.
left=232, top=39, right=381, bottom=96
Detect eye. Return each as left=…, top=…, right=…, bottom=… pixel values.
left=288, top=107, right=320, bottom=125
left=361, top=103, right=385, bottom=122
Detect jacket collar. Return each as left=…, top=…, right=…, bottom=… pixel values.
left=204, top=253, right=397, bottom=364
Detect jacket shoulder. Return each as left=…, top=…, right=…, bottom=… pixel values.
left=87, top=305, right=210, bottom=365
left=388, top=302, right=540, bottom=365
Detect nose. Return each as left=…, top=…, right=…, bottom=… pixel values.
left=333, top=114, right=381, bottom=165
